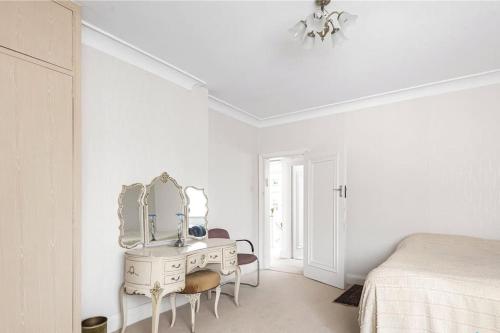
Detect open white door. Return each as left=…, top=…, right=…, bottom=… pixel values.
left=303, top=153, right=346, bottom=289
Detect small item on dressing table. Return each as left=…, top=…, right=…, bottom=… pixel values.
left=174, top=213, right=185, bottom=247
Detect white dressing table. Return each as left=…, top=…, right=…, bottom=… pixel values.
left=120, top=239, right=240, bottom=333
left=118, top=173, right=240, bottom=333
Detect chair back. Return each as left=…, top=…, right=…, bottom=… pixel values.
left=208, top=228, right=230, bottom=239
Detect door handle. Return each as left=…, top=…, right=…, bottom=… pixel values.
left=333, top=185, right=347, bottom=198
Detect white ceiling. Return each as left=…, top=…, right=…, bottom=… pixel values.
left=80, top=1, right=500, bottom=120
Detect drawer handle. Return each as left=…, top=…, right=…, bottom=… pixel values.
left=171, top=263, right=181, bottom=269
left=171, top=276, right=181, bottom=282
left=127, top=265, right=139, bottom=277
left=229, top=260, right=236, bottom=265
left=190, top=259, right=197, bottom=264
left=210, top=255, right=218, bottom=259
left=229, top=250, right=236, bottom=255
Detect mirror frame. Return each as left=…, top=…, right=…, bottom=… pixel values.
left=118, top=183, right=146, bottom=249
left=185, top=186, right=209, bottom=240
left=143, top=172, right=187, bottom=246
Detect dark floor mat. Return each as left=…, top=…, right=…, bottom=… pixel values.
left=333, top=284, right=363, bottom=307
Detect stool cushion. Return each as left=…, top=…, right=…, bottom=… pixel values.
left=181, top=270, right=221, bottom=294
left=238, top=253, right=258, bottom=265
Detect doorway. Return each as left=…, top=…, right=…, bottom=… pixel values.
left=259, top=150, right=347, bottom=289
left=265, top=156, right=305, bottom=275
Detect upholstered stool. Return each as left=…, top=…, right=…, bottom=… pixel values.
left=173, top=270, right=221, bottom=333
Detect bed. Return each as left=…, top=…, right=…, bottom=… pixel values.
left=359, top=233, right=500, bottom=333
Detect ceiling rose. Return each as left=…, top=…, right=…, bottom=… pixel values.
left=289, top=0, right=358, bottom=49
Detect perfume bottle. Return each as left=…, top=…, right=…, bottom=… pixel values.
left=174, top=213, right=185, bottom=247
left=148, top=214, right=157, bottom=241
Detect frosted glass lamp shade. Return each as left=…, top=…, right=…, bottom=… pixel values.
left=289, top=21, right=307, bottom=39
left=331, top=31, right=343, bottom=47
left=306, top=12, right=326, bottom=33
left=338, top=11, right=358, bottom=30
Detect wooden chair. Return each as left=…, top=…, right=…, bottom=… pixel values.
left=171, top=270, right=221, bottom=333
left=208, top=228, right=259, bottom=287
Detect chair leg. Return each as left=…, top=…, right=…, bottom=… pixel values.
left=214, top=285, right=221, bottom=319
left=207, top=289, right=212, bottom=300
left=234, top=266, right=240, bottom=306
left=196, top=294, right=200, bottom=313
left=226, top=259, right=260, bottom=287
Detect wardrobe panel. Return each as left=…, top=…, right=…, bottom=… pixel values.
left=0, top=1, right=73, bottom=69
left=0, top=50, right=73, bottom=332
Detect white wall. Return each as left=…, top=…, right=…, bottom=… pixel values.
left=259, top=83, right=500, bottom=282
left=81, top=45, right=208, bottom=330
left=81, top=23, right=500, bottom=331
left=208, top=110, right=260, bottom=252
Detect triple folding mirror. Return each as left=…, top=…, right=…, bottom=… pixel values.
left=118, top=172, right=209, bottom=248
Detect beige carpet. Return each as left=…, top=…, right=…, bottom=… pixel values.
left=269, top=258, right=304, bottom=275
left=121, top=270, right=359, bottom=333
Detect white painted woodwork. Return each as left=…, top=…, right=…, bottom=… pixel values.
left=280, top=158, right=292, bottom=259
left=0, top=2, right=80, bottom=331
left=0, top=1, right=73, bottom=70
left=303, top=154, right=345, bottom=289
left=259, top=151, right=307, bottom=269
left=292, top=165, right=305, bottom=260
left=261, top=157, right=272, bottom=269
left=121, top=239, right=240, bottom=333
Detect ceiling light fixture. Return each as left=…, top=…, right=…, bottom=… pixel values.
left=289, top=0, right=358, bottom=49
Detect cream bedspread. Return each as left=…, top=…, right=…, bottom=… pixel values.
left=359, top=233, right=500, bottom=333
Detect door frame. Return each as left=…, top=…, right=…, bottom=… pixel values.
left=291, top=164, right=305, bottom=260
left=258, top=149, right=308, bottom=269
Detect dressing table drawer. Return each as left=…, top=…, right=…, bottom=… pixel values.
left=125, top=259, right=152, bottom=286
left=164, top=258, right=185, bottom=273
left=223, top=257, right=238, bottom=270
left=186, top=253, right=208, bottom=272
left=223, top=246, right=237, bottom=259
left=164, top=271, right=185, bottom=285
left=206, top=249, right=222, bottom=263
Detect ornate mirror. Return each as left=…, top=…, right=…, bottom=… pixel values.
left=144, top=172, right=186, bottom=245
left=185, top=186, right=208, bottom=239
left=118, top=183, right=145, bottom=248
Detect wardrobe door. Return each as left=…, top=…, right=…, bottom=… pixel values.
left=0, top=1, right=74, bottom=69
left=0, top=51, right=73, bottom=332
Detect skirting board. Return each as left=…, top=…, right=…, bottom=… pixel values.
left=346, top=273, right=367, bottom=286
left=109, top=267, right=258, bottom=333
left=109, top=296, right=188, bottom=333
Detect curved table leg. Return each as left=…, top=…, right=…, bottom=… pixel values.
left=234, top=266, right=241, bottom=307
left=151, top=284, right=165, bottom=333
left=120, top=283, right=127, bottom=333
left=170, top=293, right=176, bottom=327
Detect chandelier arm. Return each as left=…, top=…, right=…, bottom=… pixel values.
left=328, top=19, right=338, bottom=33
left=325, top=10, right=340, bottom=22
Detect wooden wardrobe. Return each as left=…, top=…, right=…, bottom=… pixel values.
left=0, top=1, right=81, bottom=332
